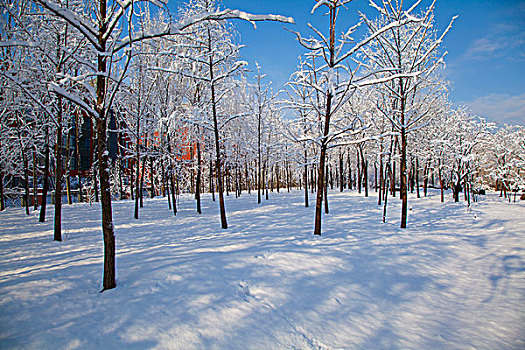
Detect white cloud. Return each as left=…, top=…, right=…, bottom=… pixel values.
left=463, top=37, right=505, bottom=60
left=461, top=93, right=525, bottom=126
left=459, top=24, right=525, bottom=62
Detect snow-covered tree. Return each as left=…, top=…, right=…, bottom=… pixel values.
left=287, top=0, right=424, bottom=235
left=30, top=0, right=292, bottom=290
left=361, top=0, right=455, bottom=227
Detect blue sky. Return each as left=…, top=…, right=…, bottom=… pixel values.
left=172, top=0, right=525, bottom=126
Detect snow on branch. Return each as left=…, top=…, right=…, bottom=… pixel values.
left=0, top=71, right=59, bottom=128
left=336, top=15, right=421, bottom=65
left=115, top=9, right=294, bottom=53
left=312, top=0, right=354, bottom=14
left=287, top=28, right=324, bottom=51
left=49, top=83, right=98, bottom=118
left=33, top=0, right=100, bottom=50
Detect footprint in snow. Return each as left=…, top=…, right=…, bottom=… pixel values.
left=255, top=251, right=274, bottom=260
left=237, top=281, right=252, bottom=302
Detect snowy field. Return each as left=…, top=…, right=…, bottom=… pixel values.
left=0, top=189, right=524, bottom=349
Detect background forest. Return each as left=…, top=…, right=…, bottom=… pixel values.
left=1, top=0, right=524, bottom=290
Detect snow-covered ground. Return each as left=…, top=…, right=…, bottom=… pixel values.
left=0, top=189, right=524, bottom=349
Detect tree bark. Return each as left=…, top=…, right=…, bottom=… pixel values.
left=196, top=141, right=202, bottom=214
left=324, top=164, right=329, bottom=214
left=313, top=6, right=336, bottom=236
left=208, top=28, right=227, bottom=229
left=66, top=125, right=72, bottom=205
left=347, top=152, right=352, bottom=189
left=96, top=116, right=116, bottom=291
left=400, top=126, right=408, bottom=229
left=416, top=157, right=420, bottom=199
left=378, top=158, right=383, bottom=206
left=54, top=97, right=63, bottom=241
left=93, top=145, right=99, bottom=202
left=140, top=155, right=145, bottom=208
left=22, top=144, right=30, bottom=215
left=304, top=150, right=309, bottom=207
left=383, top=167, right=390, bottom=223
left=357, top=148, right=362, bottom=194
left=33, top=148, right=38, bottom=210
left=439, top=166, right=444, bottom=203
left=39, top=126, right=50, bottom=221
left=423, top=160, right=429, bottom=196
left=130, top=159, right=134, bottom=200
left=374, top=162, right=377, bottom=193
left=150, top=155, right=154, bottom=198
left=76, top=113, right=83, bottom=203
left=210, top=159, right=215, bottom=202
left=339, top=151, right=344, bottom=192
left=97, top=0, right=116, bottom=291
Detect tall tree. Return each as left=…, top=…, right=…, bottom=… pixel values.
left=362, top=0, right=455, bottom=228
left=288, top=0, right=419, bottom=235
left=33, top=0, right=291, bottom=289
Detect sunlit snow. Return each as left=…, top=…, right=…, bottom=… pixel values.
left=0, top=189, right=523, bottom=349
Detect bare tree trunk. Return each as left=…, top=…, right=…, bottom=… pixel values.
left=76, top=114, right=83, bottom=203
left=357, top=148, right=362, bottom=194
left=208, top=31, right=227, bottom=229
left=439, top=166, right=444, bottom=203
left=400, top=126, right=408, bottom=229
left=313, top=6, right=336, bottom=236
left=416, top=157, right=420, bottom=199
left=33, top=147, right=38, bottom=210
left=410, top=160, right=415, bottom=193
left=383, top=168, right=390, bottom=223
left=39, top=126, right=50, bottom=221
left=134, top=116, right=141, bottom=218
left=22, top=145, right=30, bottom=215
left=170, top=165, right=177, bottom=215
left=391, top=162, right=396, bottom=197
left=134, top=157, right=140, bottom=219
left=161, top=162, right=166, bottom=198
left=150, top=155, right=154, bottom=198
left=338, top=151, right=344, bottom=192
left=378, top=158, right=383, bottom=206
left=245, top=161, right=250, bottom=195
left=96, top=0, right=116, bottom=291
left=96, top=115, right=116, bottom=291
left=264, top=161, right=269, bottom=200
left=225, top=166, right=230, bottom=197
left=196, top=141, right=202, bottom=214
left=374, top=162, right=377, bottom=193
left=454, top=179, right=461, bottom=202
left=92, top=131, right=99, bottom=203
left=118, top=130, right=124, bottom=200
left=130, top=159, right=134, bottom=200
left=423, top=160, right=429, bottom=197
left=364, top=161, right=369, bottom=198
left=257, top=148, right=261, bottom=204
left=304, top=150, right=309, bottom=207
left=276, top=165, right=280, bottom=193
left=210, top=159, right=215, bottom=202
left=287, top=162, right=291, bottom=192
left=324, top=164, right=329, bottom=214
left=66, top=125, right=72, bottom=205
left=166, top=164, right=172, bottom=210
left=140, top=155, right=145, bottom=207
left=54, top=97, right=63, bottom=241
left=347, top=152, right=352, bottom=190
